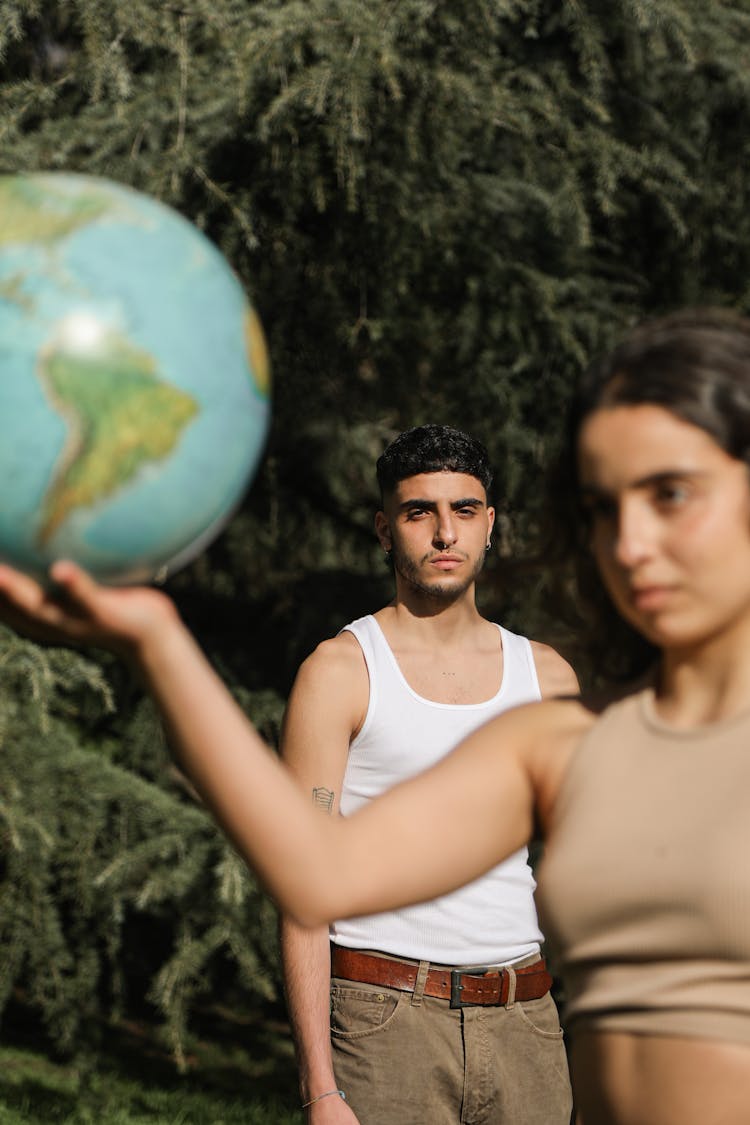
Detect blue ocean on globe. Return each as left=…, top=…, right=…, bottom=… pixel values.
left=0, top=172, right=271, bottom=583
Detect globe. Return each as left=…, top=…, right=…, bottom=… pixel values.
left=0, top=172, right=271, bottom=584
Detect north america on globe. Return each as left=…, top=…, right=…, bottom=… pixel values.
left=0, top=175, right=112, bottom=251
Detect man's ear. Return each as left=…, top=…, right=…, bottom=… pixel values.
left=374, top=510, right=392, bottom=551
left=486, top=506, right=496, bottom=539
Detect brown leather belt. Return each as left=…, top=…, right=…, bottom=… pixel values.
left=331, top=946, right=552, bottom=1009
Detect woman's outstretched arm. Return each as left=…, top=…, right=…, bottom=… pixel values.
left=0, top=561, right=574, bottom=925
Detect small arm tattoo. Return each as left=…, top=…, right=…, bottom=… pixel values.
left=312, top=786, right=334, bottom=813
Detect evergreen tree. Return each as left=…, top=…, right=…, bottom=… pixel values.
left=0, top=626, right=281, bottom=1065
left=2, top=0, right=750, bottom=1061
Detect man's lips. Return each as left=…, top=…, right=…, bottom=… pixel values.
left=428, top=554, right=465, bottom=569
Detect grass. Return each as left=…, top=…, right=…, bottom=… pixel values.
left=0, top=1002, right=304, bottom=1124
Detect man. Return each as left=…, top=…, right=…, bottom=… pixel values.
left=280, top=425, right=577, bottom=1125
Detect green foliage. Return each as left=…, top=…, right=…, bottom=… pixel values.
left=2, top=0, right=750, bottom=1065
left=0, top=627, right=281, bottom=1065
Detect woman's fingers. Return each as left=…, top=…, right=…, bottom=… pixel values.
left=48, top=560, right=110, bottom=620
left=0, top=564, right=57, bottom=619
left=0, top=562, right=124, bottom=641
left=0, top=563, right=85, bottom=642
left=0, top=560, right=180, bottom=654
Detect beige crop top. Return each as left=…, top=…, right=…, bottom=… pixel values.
left=535, top=689, right=750, bottom=1045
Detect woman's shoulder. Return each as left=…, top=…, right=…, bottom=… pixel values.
left=484, top=688, right=640, bottom=833
left=521, top=668, right=654, bottom=726
left=524, top=679, right=657, bottom=829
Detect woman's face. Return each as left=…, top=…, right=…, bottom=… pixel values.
left=577, top=403, right=750, bottom=652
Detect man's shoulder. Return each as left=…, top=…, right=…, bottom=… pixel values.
left=284, top=628, right=370, bottom=740
left=527, top=639, right=580, bottom=699
left=297, top=627, right=368, bottom=686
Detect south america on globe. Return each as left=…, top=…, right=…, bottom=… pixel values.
left=0, top=172, right=271, bottom=583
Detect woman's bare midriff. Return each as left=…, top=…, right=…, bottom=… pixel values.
left=571, top=1029, right=750, bottom=1125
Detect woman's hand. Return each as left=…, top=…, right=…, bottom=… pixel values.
left=0, top=560, right=180, bottom=659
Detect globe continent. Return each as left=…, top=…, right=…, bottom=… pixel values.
left=0, top=173, right=271, bottom=583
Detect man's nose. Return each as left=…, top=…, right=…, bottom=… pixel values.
left=434, top=514, right=457, bottom=548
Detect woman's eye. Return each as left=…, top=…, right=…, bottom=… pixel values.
left=655, top=482, right=688, bottom=506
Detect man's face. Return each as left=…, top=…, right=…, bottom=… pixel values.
left=375, top=471, right=495, bottom=602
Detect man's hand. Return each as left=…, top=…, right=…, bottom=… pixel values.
left=0, top=560, right=180, bottom=658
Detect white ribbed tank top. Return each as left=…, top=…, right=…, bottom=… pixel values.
left=330, top=614, right=544, bottom=965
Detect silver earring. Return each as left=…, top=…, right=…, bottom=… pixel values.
left=485, top=540, right=491, bottom=552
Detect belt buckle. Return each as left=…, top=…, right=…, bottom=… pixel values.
left=449, top=966, right=496, bottom=1009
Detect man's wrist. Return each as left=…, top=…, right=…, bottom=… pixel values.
left=299, top=1068, right=340, bottom=1104
left=302, top=1088, right=346, bottom=1109
left=299, top=1070, right=338, bottom=1102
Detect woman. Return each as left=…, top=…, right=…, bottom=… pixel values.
left=2, top=307, right=750, bottom=1124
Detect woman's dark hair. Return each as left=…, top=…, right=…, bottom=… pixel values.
left=376, top=425, right=493, bottom=500
left=572, top=307, right=750, bottom=461
left=552, top=307, right=750, bottom=682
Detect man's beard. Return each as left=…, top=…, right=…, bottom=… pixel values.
left=391, top=547, right=485, bottom=601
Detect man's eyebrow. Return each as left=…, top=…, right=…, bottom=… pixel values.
left=450, top=497, right=484, bottom=509
left=398, top=497, right=485, bottom=511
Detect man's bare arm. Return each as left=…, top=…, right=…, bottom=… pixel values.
left=279, top=635, right=367, bottom=1120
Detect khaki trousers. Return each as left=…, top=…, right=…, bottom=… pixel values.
left=330, top=960, right=572, bottom=1125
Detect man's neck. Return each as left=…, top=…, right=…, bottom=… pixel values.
left=381, top=586, right=488, bottom=645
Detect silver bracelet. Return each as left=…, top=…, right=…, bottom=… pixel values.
left=302, top=1088, right=347, bottom=1109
